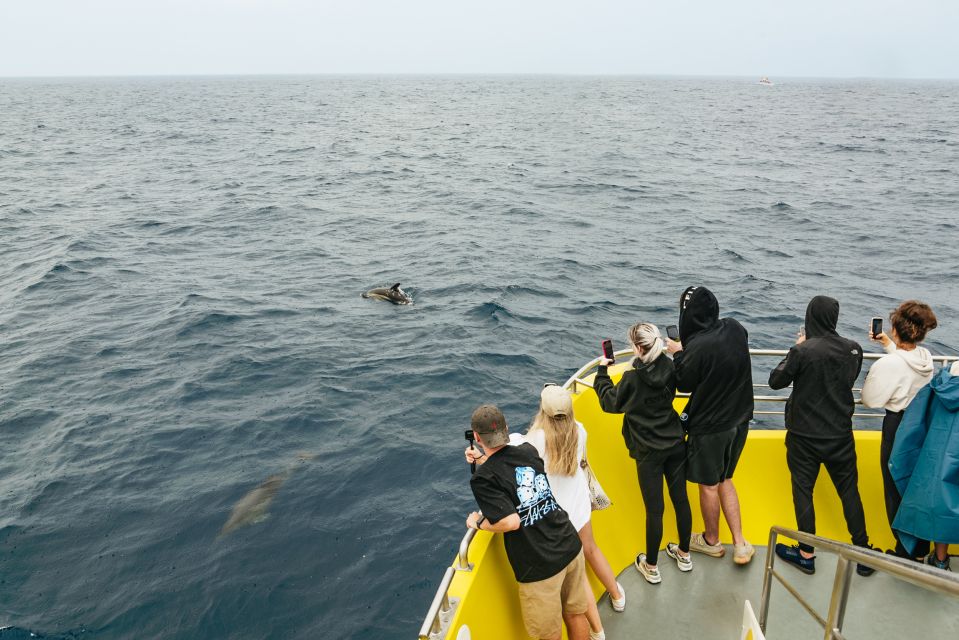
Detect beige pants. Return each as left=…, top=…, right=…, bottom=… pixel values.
left=517, top=549, right=589, bottom=639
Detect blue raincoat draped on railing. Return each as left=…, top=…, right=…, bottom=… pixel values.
left=888, top=365, right=959, bottom=554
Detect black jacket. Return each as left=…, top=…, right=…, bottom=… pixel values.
left=594, top=353, right=684, bottom=457
left=769, top=295, right=863, bottom=439
left=673, top=286, right=754, bottom=435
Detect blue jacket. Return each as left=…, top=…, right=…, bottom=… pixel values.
left=889, top=365, right=959, bottom=551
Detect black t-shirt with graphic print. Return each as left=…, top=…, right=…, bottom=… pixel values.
left=469, top=442, right=582, bottom=583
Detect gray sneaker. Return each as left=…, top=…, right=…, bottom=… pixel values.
left=734, top=540, right=755, bottom=565
left=666, top=543, right=693, bottom=572
left=689, top=532, right=726, bottom=558
left=634, top=554, right=662, bottom=584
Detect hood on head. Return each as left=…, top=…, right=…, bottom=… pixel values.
left=931, top=365, right=959, bottom=412
left=678, top=286, right=719, bottom=343
left=804, top=295, right=839, bottom=338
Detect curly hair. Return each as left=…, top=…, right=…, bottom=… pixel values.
left=890, top=300, right=937, bottom=344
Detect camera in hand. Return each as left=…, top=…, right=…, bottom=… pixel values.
left=666, top=325, right=680, bottom=341
left=601, top=339, right=615, bottom=363
left=871, top=317, right=883, bottom=338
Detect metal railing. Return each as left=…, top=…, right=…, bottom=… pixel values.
left=418, top=528, right=477, bottom=639
left=564, top=348, right=959, bottom=420
left=759, top=526, right=959, bottom=640
left=420, top=348, right=959, bottom=640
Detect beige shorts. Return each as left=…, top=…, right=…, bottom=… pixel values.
left=517, top=550, right=589, bottom=639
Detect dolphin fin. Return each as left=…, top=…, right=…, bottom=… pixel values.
left=390, top=283, right=401, bottom=291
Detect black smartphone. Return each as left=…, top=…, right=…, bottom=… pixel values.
left=601, top=339, right=614, bottom=362
left=666, top=325, right=680, bottom=341
left=871, top=317, right=883, bottom=337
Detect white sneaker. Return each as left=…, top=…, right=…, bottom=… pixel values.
left=610, top=581, right=626, bottom=612
left=589, top=630, right=606, bottom=640
left=666, top=542, right=693, bottom=572
left=634, top=554, right=662, bottom=584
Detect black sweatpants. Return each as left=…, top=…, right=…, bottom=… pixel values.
left=785, top=432, right=869, bottom=553
left=880, top=410, right=930, bottom=558
left=635, top=441, right=692, bottom=565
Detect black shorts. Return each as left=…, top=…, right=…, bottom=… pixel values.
left=686, top=423, right=748, bottom=486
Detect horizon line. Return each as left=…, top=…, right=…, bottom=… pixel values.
left=2, top=71, right=958, bottom=82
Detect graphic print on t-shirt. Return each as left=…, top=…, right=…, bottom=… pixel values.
left=515, top=466, right=561, bottom=527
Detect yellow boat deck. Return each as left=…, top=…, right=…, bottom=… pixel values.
left=421, top=356, right=959, bottom=640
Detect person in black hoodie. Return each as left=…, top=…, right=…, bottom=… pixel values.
left=768, top=295, right=875, bottom=577
left=665, top=286, right=755, bottom=564
left=595, top=322, right=693, bottom=585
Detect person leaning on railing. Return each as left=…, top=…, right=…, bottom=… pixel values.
left=861, top=300, right=938, bottom=560
left=524, top=385, right=625, bottom=640
left=464, top=404, right=590, bottom=640
left=768, top=295, right=876, bottom=577
left=665, top=286, right=755, bottom=565
left=594, top=322, right=694, bottom=586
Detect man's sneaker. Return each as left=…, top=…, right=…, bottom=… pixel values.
left=775, top=543, right=815, bottom=575
left=665, top=543, right=693, bottom=572
left=610, top=582, right=626, bottom=612
left=734, top=540, right=755, bottom=565
left=689, top=532, right=726, bottom=558
left=589, top=630, right=606, bottom=640
left=634, top=554, right=662, bottom=584
left=926, top=553, right=952, bottom=571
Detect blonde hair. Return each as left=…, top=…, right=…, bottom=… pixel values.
left=528, top=411, right=579, bottom=476
left=627, top=322, right=664, bottom=365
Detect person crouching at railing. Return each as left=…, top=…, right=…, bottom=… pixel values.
left=524, top=385, right=625, bottom=640
left=768, top=295, right=876, bottom=577
left=595, top=322, right=694, bottom=585
left=464, top=404, right=590, bottom=640
left=889, top=360, right=959, bottom=571
left=861, top=300, right=938, bottom=561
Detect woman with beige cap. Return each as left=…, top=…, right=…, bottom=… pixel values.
left=526, top=384, right=625, bottom=640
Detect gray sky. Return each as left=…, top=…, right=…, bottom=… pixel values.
left=2, top=0, right=958, bottom=78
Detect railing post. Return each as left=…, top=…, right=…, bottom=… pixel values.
left=824, top=556, right=854, bottom=639
left=758, top=528, right=778, bottom=632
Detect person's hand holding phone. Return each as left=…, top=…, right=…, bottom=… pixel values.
left=598, top=357, right=613, bottom=367
left=796, top=325, right=806, bottom=345
left=665, top=339, right=682, bottom=355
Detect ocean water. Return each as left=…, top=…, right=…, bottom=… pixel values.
left=0, top=76, right=957, bottom=639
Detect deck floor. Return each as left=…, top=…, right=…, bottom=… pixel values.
left=598, top=545, right=958, bottom=639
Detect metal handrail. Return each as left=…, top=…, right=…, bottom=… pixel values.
left=759, top=526, right=959, bottom=640
left=418, top=566, right=456, bottom=639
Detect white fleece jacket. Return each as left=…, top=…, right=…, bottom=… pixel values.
left=861, top=342, right=934, bottom=411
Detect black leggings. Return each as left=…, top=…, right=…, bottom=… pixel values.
left=881, top=410, right=930, bottom=557
left=635, top=441, right=692, bottom=565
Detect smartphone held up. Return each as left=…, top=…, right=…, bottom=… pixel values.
left=601, top=339, right=614, bottom=363
left=871, top=317, right=883, bottom=339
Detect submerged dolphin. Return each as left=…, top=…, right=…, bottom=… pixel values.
left=362, top=283, right=413, bottom=305
left=217, top=453, right=315, bottom=538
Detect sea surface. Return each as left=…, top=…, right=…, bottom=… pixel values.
left=1, top=76, right=958, bottom=639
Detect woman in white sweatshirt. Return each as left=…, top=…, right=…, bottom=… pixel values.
left=861, top=300, right=938, bottom=558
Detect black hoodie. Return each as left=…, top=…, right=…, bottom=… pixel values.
left=594, top=352, right=684, bottom=456
left=768, top=296, right=863, bottom=439
left=672, top=286, right=754, bottom=435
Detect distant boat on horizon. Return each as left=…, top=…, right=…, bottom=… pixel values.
left=759, top=76, right=774, bottom=86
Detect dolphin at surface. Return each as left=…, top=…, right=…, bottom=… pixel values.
left=362, top=283, right=413, bottom=305
left=217, top=453, right=315, bottom=539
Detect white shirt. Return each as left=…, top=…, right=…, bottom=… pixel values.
left=524, top=422, right=591, bottom=532
left=862, top=342, right=934, bottom=412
